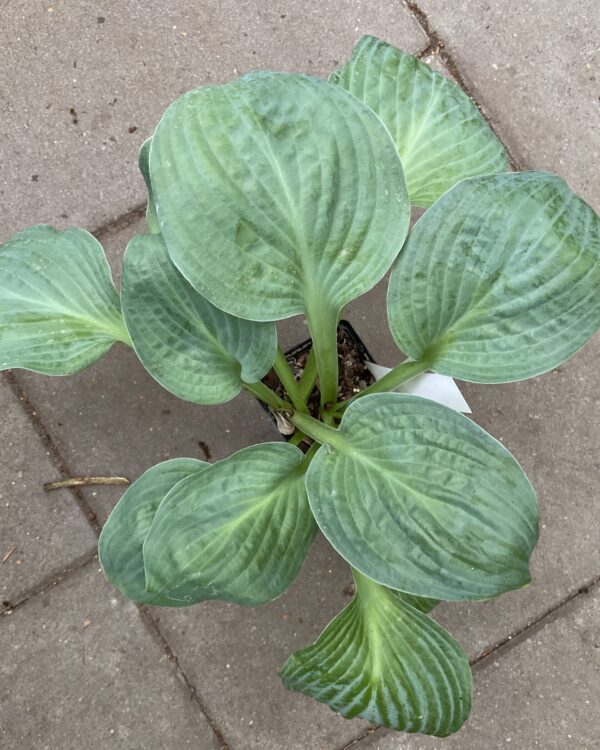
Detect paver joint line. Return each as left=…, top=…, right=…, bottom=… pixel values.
left=415, top=41, right=442, bottom=60
left=1, top=549, right=98, bottom=616
left=138, top=605, right=232, bottom=750
left=92, top=201, right=147, bottom=243
left=338, top=726, right=382, bottom=750
left=470, top=570, right=600, bottom=667
left=403, top=0, right=525, bottom=172
left=1, top=370, right=101, bottom=534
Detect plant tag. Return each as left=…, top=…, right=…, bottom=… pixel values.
left=366, top=362, right=471, bottom=414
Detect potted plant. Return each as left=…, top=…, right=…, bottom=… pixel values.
left=1, top=35, right=599, bottom=737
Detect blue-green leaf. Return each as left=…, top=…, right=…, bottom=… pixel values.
left=98, top=458, right=208, bottom=606
left=138, top=138, right=160, bottom=234
left=0, top=225, right=130, bottom=375
left=281, top=570, right=471, bottom=736
left=331, top=36, right=508, bottom=206
left=121, top=233, right=277, bottom=404
left=143, top=443, right=317, bottom=606
left=303, top=393, right=538, bottom=601
left=388, top=172, right=600, bottom=382
left=149, top=72, right=410, bottom=323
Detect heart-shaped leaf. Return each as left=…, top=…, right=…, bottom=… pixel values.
left=143, top=443, right=317, bottom=606
left=281, top=570, right=470, bottom=736
left=0, top=225, right=130, bottom=375
left=301, top=393, right=538, bottom=601
left=149, top=71, right=410, bottom=324
left=98, top=458, right=208, bottom=606
left=330, top=36, right=508, bottom=207
left=121, top=233, right=277, bottom=404
left=388, top=172, right=600, bottom=383
left=138, top=138, right=160, bottom=234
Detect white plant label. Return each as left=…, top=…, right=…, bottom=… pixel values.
left=366, top=362, right=472, bottom=414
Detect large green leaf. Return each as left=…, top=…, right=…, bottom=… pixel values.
left=281, top=570, right=471, bottom=736
left=387, top=172, right=600, bottom=383
left=149, top=71, right=410, bottom=324
left=143, top=443, right=317, bottom=606
left=98, top=458, right=208, bottom=606
left=301, top=393, right=538, bottom=601
left=0, top=225, right=130, bottom=375
left=330, top=36, right=508, bottom=207
left=121, top=233, right=277, bottom=404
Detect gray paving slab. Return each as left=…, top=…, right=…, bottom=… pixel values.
left=0, top=378, right=96, bottom=606
left=416, top=0, right=600, bottom=210
left=357, top=584, right=600, bottom=750
left=151, top=534, right=367, bottom=750
left=0, top=0, right=426, bottom=242
left=0, top=561, right=220, bottom=750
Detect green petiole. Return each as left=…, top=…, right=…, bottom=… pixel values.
left=298, top=346, right=318, bottom=404
left=274, top=345, right=309, bottom=413
left=243, top=380, right=293, bottom=411
left=331, top=358, right=429, bottom=413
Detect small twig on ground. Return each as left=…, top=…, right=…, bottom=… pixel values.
left=2, top=547, right=16, bottom=563
left=43, top=476, right=130, bottom=492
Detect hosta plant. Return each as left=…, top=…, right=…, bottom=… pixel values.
left=2, top=36, right=600, bottom=737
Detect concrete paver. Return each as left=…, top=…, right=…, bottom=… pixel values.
left=0, top=561, right=220, bottom=750
left=417, top=0, right=600, bottom=210
left=358, top=584, right=600, bottom=749
left=0, top=378, right=96, bottom=606
left=0, top=0, right=426, bottom=242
